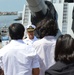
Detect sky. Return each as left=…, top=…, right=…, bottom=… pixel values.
left=0, top=0, right=26, bottom=12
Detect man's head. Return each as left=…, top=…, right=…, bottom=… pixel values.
left=27, top=25, right=36, bottom=39
left=36, top=18, right=58, bottom=38
left=9, top=23, right=25, bottom=40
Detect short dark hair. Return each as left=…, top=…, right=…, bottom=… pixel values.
left=36, top=18, right=58, bottom=38
left=55, top=34, right=74, bottom=64
left=9, top=23, right=25, bottom=40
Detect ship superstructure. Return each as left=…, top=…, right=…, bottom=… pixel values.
left=22, top=0, right=74, bottom=37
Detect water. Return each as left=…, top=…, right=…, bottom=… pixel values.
left=0, top=15, right=22, bottom=28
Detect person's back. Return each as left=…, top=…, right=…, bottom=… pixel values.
left=33, top=36, right=56, bottom=75
left=2, top=40, right=39, bottom=75
left=45, top=61, right=74, bottom=75
left=0, top=23, right=40, bottom=75
left=45, top=34, right=74, bottom=75
left=33, top=19, right=58, bottom=75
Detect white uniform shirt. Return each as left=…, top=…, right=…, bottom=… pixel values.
left=0, top=40, right=40, bottom=75
left=33, top=36, right=56, bottom=75
left=23, top=36, right=38, bottom=45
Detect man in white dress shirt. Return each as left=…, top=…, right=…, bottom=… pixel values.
left=0, top=23, right=40, bottom=75
left=23, top=24, right=38, bottom=45
left=33, top=19, right=58, bottom=75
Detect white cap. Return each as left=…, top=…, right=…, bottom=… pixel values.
left=27, top=24, right=36, bottom=29
left=27, top=24, right=36, bottom=31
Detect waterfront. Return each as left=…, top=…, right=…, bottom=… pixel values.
left=0, top=15, right=21, bottom=28
left=0, top=11, right=17, bottom=16
left=0, top=15, right=22, bottom=45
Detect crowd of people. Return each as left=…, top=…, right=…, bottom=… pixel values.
left=0, top=18, right=74, bottom=75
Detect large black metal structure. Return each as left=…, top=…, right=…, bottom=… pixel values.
left=26, top=0, right=57, bottom=26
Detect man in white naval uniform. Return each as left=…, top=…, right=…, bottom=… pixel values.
left=0, top=23, right=40, bottom=75
left=33, top=19, right=58, bottom=75
left=24, top=24, right=38, bottom=45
